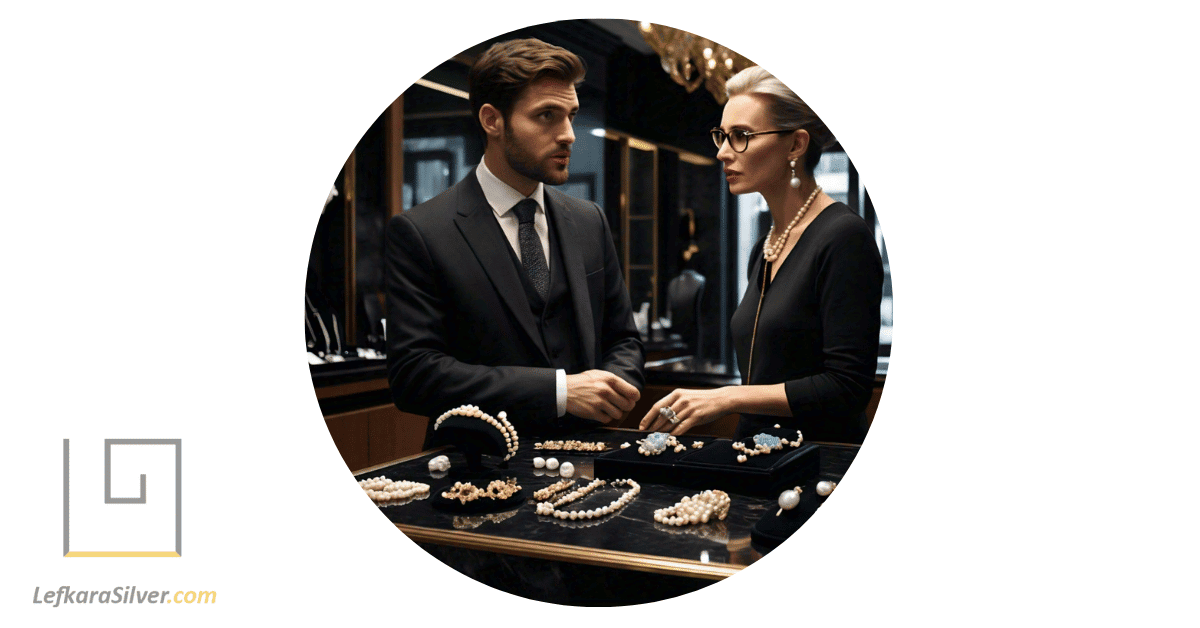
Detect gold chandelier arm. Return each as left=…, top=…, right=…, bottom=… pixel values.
left=637, top=22, right=753, bottom=104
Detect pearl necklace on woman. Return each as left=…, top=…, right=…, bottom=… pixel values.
left=653, top=490, right=731, bottom=526
left=358, top=476, right=431, bottom=503
left=762, top=185, right=822, bottom=262
left=433, top=405, right=519, bottom=461
left=534, top=478, right=641, bottom=520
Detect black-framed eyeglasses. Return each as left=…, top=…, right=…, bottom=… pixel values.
left=710, top=128, right=796, bottom=153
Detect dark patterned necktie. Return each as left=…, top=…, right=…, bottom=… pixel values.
left=512, top=198, right=549, bottom=300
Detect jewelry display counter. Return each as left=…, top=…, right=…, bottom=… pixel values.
left=352, top=427, right=858, bottom=605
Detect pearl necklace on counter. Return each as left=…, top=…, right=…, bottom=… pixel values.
left=359, top=476, right=430, bottom=503
left=653, top=490, right=731, bottom=526
left=534, top=478, right=641, bottom=520
left=433, top=405, right=519, bottom=461
left=441, top=478, right=521, bottom=504
left=732, top=430, right=803, bottom=463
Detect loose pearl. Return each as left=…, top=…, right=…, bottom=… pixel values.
left=533, top=457, right=546, bottom=469
left=816, top=481, right=836, bottom=496
left=559, top=461, right=575, bottom=478
left=545, top=458, right=560, bottom=471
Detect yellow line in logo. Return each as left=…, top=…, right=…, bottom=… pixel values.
left=65, top=551, right=180, bottom=557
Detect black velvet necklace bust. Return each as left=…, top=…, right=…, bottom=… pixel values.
left=428, top=416, right=512, bottom=472
left=427, top=416, right=524, bottom=512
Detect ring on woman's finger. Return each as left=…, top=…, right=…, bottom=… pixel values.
left=660, top=406, right=680, bottom=425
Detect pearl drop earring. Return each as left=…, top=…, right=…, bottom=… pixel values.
left=789, top=159, right=801, bottom=188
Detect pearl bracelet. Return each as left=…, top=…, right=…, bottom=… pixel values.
left=440, top=478, right=522, bottom=504
left=359, top=476, right=431, bottom=504
left=433, top=405, right=520, bottom=461
left=653, top=490, right=731, bottom=526
left=533, top=479, right=575, bottom=501
left=534, top=478, right=641, bottom=520
left=732, top=430, right=803, bottom=463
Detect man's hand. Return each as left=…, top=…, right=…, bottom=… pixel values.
left=565, top=370, right=640, bottom=424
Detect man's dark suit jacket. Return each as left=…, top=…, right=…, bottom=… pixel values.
left=384, top=170, right=644, bottom=435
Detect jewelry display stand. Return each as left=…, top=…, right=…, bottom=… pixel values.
left=427, top=416, right=523, bottom=513
left=594, top=428, right=819, bottom=497
left=428, top=416, right=511, bottom=472
left=749, top=485, right=830, bottom=553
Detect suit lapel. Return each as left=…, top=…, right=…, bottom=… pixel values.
left=453, top=174, right=549, bottom=363
left=547, top=190, right=596, bottom=367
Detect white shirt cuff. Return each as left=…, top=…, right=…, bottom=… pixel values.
left=555, top=369, right=567, bottom=417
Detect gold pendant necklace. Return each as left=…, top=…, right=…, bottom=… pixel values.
left=746, top=260, right=769, bottom=384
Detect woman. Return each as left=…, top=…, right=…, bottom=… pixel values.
left=640, top=66, right=883, bottom=444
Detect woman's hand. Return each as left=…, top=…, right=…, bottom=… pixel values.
left=639, top=387, right=736, bottom=436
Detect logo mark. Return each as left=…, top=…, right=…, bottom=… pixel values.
left=63, top=439, right=182, bottom=557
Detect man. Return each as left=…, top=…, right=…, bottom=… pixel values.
left=385, top=38, right=644, bottom=439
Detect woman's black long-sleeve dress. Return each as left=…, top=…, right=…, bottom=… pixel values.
left=730, top=202, right=883, bottom=444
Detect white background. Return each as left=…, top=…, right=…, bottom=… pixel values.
left=69, top=441, right=178, bottom=552
left=3, top=1, right=1198, bottom=625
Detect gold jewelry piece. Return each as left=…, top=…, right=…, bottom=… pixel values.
left=440, top=479, right=521, bottom=504
left=433, top=405, right=520, bottom=461
left=359, top=476, right=430, bottom=503
left=654, top=490, right=731, bottom=526
left=533, top=440, right=609, bottom=452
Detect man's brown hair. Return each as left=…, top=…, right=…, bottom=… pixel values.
left=468, top=38, right=586, bottom=143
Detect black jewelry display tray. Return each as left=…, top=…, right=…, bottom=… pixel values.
left=749, top=484, right=827, bottom=553
left=594, top=431, right=819, bottom=498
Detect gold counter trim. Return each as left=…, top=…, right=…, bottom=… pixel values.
left=396, top=524, right=740, bottom=580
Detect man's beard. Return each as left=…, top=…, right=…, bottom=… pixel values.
left=503, top=126, right=569, bottom=185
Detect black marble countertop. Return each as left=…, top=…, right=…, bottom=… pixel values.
left=354, top=427, right=858, bottom=579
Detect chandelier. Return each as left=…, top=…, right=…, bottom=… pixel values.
left=637, top=22, right=754, bottom=104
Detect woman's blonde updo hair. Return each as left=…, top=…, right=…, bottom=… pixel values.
left=725, top=66, right=834, bottom=175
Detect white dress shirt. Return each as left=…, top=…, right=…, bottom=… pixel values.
left=476, top=159, right=568, bottom=418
